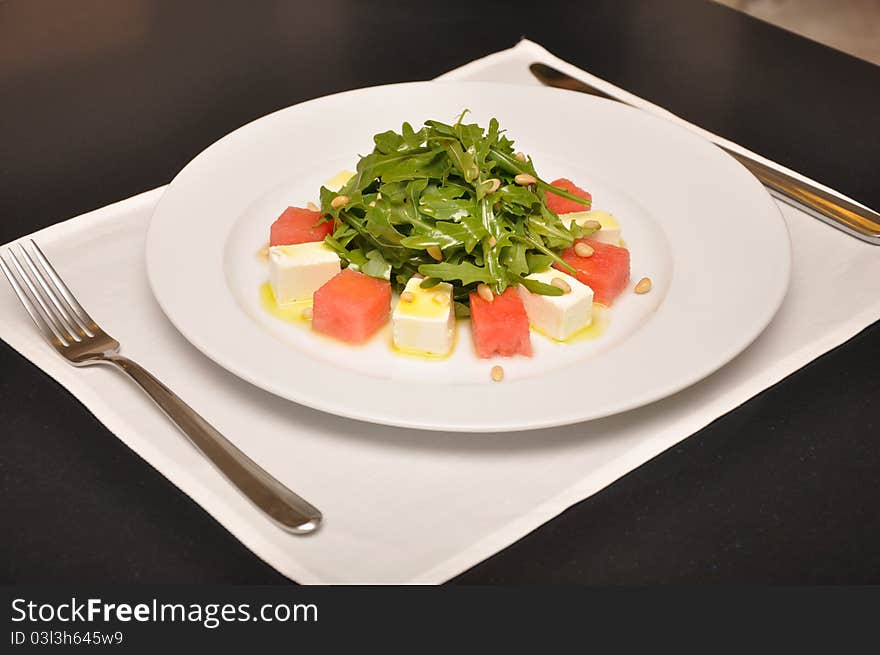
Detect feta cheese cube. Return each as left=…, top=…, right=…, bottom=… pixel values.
left=269, top=242, right=340, bottom=304
left=517, top=269, right=594, bottom=341
left=392, top=277, right=455, bottom=355
left=560, top=210, right=621, bottom=246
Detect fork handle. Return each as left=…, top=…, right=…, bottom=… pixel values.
left=105, top=355, right=322, bottom=534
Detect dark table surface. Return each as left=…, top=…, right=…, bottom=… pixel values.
left=2, top=0, right=879, bottom=584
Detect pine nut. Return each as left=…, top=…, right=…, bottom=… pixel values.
left=514, top=173, right=537, bottom=186
left=301, top=306, right=313, bottom=320
left=635, top=277, right=652, bottom=294
left=306, top=201, right=319, bottom=212
left=515, top=152, right=527, bottom=162
left=376, top=192, right=382, bottom=200
left=583, top=219, right=602, bottom=231
left=477, top=283, right=494, bottom=303
left=368, top=201, right=376, bottom=207
left=427, top=245, right=443, bottom=261
left=488, top=236, right=497, bottom=247
left=433, top=293, right=450, bottom=306
left=400, top=291, right=416, bottom=303
left=551, top=277, right=571, bottom=293
left=491, top=365, right=504, bottom=382
left=330, top=195, right=349, bottom=209
left=485, top=178, right=501, bottom=193
left=574, top=242, right=594, bottom=258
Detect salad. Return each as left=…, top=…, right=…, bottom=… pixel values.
left=263, top=113, right=645, bottom=379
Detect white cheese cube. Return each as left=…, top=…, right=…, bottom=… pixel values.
left=323, top=170, right=355, bottom=192
left=269, top=242, right=340, bottom=304
left=561, top=210, right=621, bottom=246
left=392, top=277, right=455, bottom=355
left=517, top=269, right=594, bottom=341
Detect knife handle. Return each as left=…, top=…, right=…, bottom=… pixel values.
left=529, top=63, right=880, bottom=244
left=721, top=149, right=880, bottom=242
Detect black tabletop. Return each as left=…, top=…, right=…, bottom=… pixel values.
left=2, top=0, right=879, bottom=584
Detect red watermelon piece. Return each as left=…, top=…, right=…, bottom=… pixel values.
left=312, top=269, right=391, bottom=344
left=269, top=207, right=332, bottom=246
left=556, top=239, right=630, bottom=305
left=545, top=178, right=592, bottom=215
left=469, top=287, right=532, bottom=358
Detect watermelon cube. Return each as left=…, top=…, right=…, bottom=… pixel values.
left=556, top=239, right=630, bottom=305
left=270, top=207, right=333, bottom=246
left=545, top=178, right=592, bottom=215
left=469, top=287, right=532, bottom=358
left=312, top=269, right=391, bottom=344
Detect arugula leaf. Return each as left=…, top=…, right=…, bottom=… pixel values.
left=373, top=149, right=449, bottom=183
left=501, top=240, right=529, bottom=277
left=362, top=249, right=392, bottom=280
left=417, top=261, right=493, bottom=286
left=510, top=273, right=565, bottom=296
left=418, top=186, right=474, bottom=220
left=399, top=227, right=461, bottom=250
left=528, top=205, right=575, bottom=250
left=373, top=130, right=404, bottom=154
left=363, top=204, right=407, bottom=247
left=438, top=219, right=487, bottom=253
left=401, top=122, right=426, bottom=149
left=518, top=232, right=577, bottom=275
left=526, top=252, right=554, bottom=273
left=439, top=139, right=478, bottom=182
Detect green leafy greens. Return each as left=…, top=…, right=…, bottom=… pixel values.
left=320, top=112, right=595, bottom=304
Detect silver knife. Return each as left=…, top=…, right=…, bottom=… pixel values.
left=530, top=62, right=880, bottom=245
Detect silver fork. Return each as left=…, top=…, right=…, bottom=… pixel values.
left=1, top=240, right=322, bottom=534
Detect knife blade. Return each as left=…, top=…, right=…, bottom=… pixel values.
left=530, top=62, right=880, bottom=245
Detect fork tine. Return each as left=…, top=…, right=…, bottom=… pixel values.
left=0, top=251, right=69, bottom=347
left=18, top=243, right=93, bottom=339
left=29, top=240, right=98, bottom=331
left=9, top=246, right=80, bottom=343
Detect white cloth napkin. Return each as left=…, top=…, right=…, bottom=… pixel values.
left=2, top=40, right=878, bottom=584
